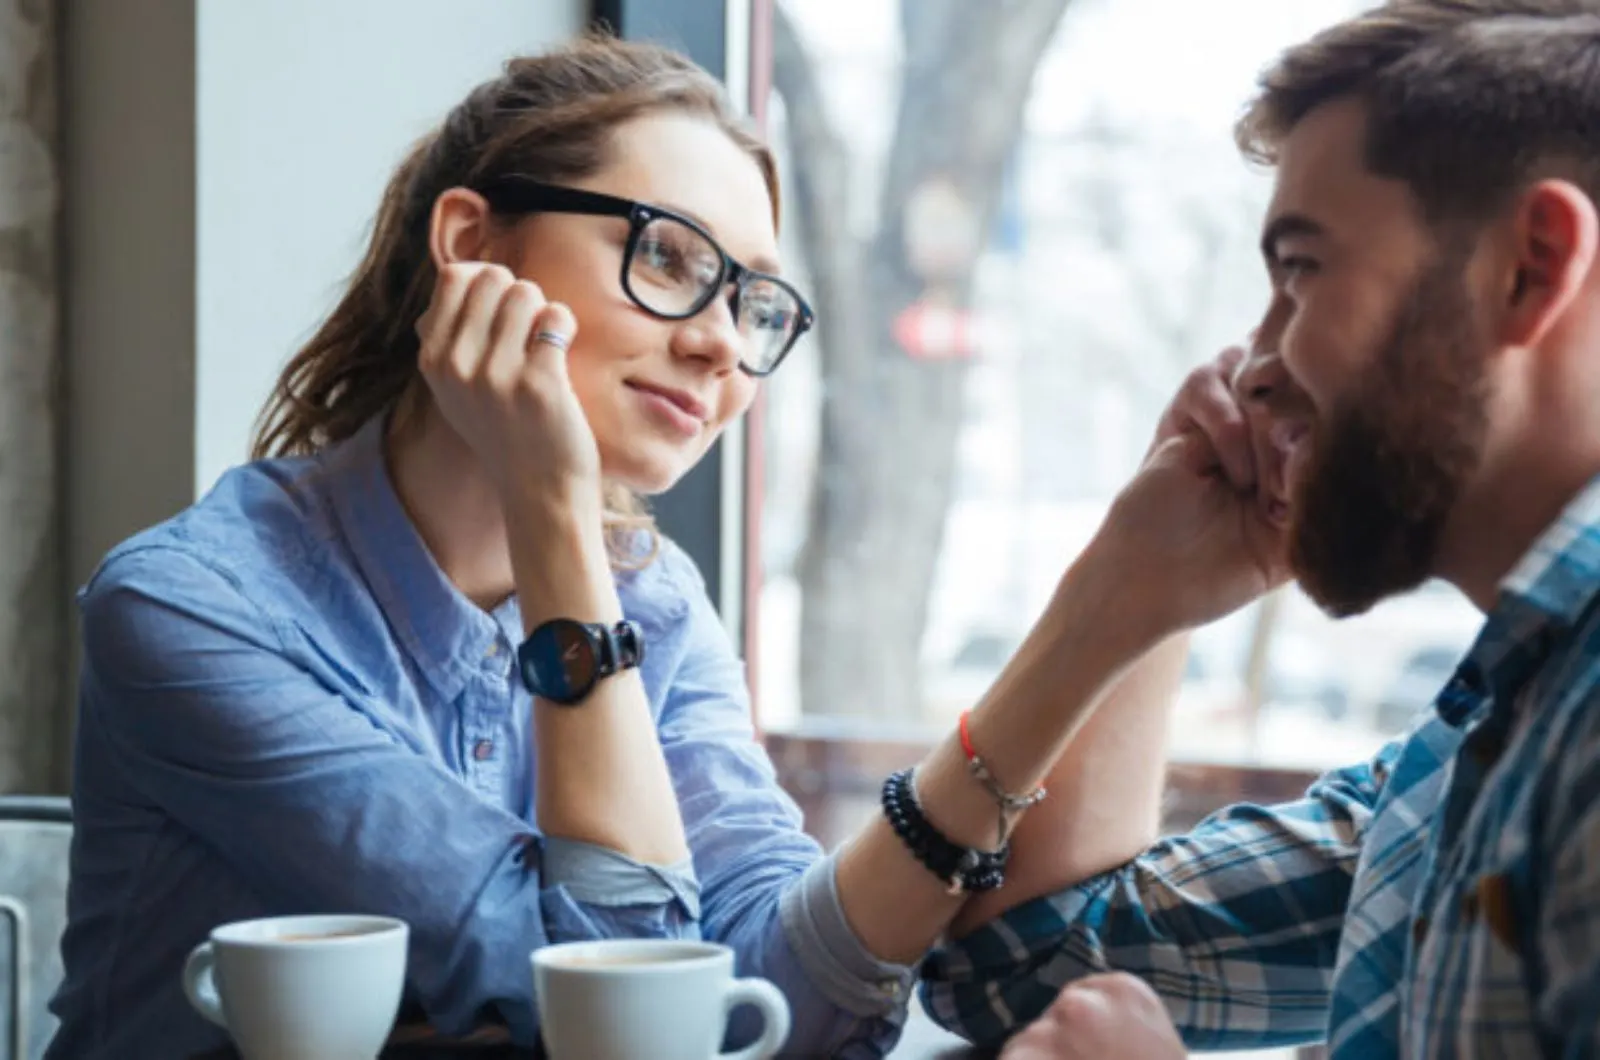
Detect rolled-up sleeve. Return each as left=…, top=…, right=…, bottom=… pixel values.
left=921, top=743, right=1400, bottom=1051
left=655, top=549, right=915, bottom=1057
left=80, top=546, right=697, bottom=1045
left=539, top=837, right=699, bottom=912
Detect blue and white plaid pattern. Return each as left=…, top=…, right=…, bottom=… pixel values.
left=921, top=477, right=1600, bottom=1057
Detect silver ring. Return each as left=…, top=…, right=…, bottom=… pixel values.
left=534, top=329, right=572, bottom=352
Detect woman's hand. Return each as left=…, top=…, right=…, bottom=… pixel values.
left=1073, top=345, right=1289, bottom=646
left=999, top=973, right=1186, bottom=1060
left=417, top=262, right=601, bottom=510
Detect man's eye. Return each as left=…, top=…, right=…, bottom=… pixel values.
left=1280, top=256, right=1319, bottom=277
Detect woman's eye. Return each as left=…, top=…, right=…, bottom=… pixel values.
left=639, top=237, right=684, bottom=274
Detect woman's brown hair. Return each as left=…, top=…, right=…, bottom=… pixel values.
left=251, top=33, right=779, bottom=565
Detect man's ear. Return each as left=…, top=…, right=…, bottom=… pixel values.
left=428, top=188, right=495, bottom=270
left=1495, top=179, right=1599, bottom=348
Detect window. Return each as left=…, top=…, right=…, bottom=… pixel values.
left=749, top=0, right=1480, bottom=844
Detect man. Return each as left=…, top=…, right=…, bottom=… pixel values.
left=922, top=2, right=1600, bottom=1057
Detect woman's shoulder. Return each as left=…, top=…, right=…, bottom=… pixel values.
left=615, top=533, right=710, bottom=629
left=85, top=453, right=335, bottom=612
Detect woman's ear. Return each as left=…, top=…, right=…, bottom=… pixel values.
left=427, top=188, right=495, bottom=270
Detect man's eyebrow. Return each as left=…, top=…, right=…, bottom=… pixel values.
left=661, top=200, right=782, bottom=274
left=1260, top=213, right=1327, bottom=263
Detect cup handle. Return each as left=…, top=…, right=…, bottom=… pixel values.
left=182, top=941, right=228, bottom=1028
left=717, top=977, right=791, bottom=1060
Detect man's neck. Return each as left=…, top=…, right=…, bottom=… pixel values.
left=1437, top=445, right=1600, bottom=612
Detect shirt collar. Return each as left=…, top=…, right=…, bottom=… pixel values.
left=1444, top=474, right=1600, bottom=724
left=316, top=415, right=511, bottom=702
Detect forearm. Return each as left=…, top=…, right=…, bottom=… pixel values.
left=505, top=491, right=689, bottom=866
left=923, top=743, right=1391, bottom=1049
left=834, top=556, right=1164, bottom=964
left=951, top=633, right=1185, bottom=936
left=722, top=872, right=910, bottom=1057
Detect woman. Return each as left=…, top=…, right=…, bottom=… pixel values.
left=47, top=33, right=1274, bottom=1059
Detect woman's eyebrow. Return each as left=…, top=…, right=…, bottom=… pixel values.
left=661, top=200, right=783, bottom=274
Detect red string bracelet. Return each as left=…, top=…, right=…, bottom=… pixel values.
left=958, top=710, right=1048, bottom=843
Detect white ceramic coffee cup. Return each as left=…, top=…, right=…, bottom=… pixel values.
left=182, top=914, right=408, bottom=1060
left=532, top=939, right=790, bottom=1060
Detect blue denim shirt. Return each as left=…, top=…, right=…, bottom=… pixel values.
left=47, top=417, right=913, bottom=1059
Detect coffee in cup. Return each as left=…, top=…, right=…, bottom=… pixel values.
left=182, top=914, right=408, bottom=1060
left=532, top=939, right=789, bottom=1060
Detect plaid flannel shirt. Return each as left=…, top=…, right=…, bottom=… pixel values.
left=921, top=477, right=1600, bottom=1058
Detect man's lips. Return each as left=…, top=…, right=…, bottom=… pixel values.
left=1264, top=420, right=1310, bottom=526
left=1270, top=420, right=1309, bottom=453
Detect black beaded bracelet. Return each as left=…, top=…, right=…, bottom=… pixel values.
left=881, top=767, right=1008, bottom=895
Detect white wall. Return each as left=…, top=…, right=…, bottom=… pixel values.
left=195, top=0, right=587, bottom=491
left=63, top=0, right=587, bottom=595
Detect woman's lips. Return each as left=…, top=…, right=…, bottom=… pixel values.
left=627, top=381, right=705, bottom=439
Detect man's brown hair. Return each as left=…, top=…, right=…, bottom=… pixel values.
left=1237, top=1, right=1600, bottom=227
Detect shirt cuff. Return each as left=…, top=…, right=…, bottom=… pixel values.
left=779, top=849, right=917, bottom=1018
left=539, top=836, right=701, bottom=919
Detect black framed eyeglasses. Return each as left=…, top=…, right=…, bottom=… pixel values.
left=472, top=177, right=814, bottom=377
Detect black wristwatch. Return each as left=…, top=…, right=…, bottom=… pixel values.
left=516, top=618, right=645, bottom=705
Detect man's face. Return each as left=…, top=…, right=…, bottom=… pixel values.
left=1247, top=99, right=1493, bottom=617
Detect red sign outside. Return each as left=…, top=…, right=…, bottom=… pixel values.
left=893, top=301, right=980, bottom=360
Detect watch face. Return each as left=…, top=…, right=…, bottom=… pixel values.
left=519, top=618, right=645, bottom=705
left=548, top=621, right=598, bottom=694
left=524, top=620, right=598, bottom=704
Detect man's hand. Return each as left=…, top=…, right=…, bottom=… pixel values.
left=1072, top=345, right=1289, bottom=645
left=999, top=973, right=1186, bottom=1060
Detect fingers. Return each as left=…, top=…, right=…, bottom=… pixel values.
left=451, top=266, right=518, bottom=379
left=420, top=264, right=579, bottom=396
left=1157, top=346, right=1256, bottom=491
left=417, top=262, right=512, bottom=378
left=1072, top=971, right=1164, bottom=1009
left=1233, top=348, right=1298, bottom=525
left=1001, top=973, right=1181, bottom=1060
left=527, top=302, right=578, bottom=370
left=483, top=280, right=547, bottom=389
left=416, top=262, right=483, bottom=373
left=1147, top=431, right=1217, bottom=477
left=1215, top=342, right=1249, bottom=380
left=1184, top=350, right=1256, bottom=489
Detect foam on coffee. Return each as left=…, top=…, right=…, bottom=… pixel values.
left=275, top=928, right=382, bottom=942
left=550, top=953, right=682, bottom=969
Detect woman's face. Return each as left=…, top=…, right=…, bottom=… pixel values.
left=495, top=111, right=780, bottom=494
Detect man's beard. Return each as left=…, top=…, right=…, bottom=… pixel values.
left=1289, top=252, right=1490, bottom=617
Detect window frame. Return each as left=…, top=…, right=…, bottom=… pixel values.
left=600, top=0, right=1326, bottom=812
left=591, top=0, right=755, bottom=656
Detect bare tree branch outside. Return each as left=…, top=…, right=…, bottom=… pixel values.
left=773, top=0, right=1075, bottom=722
left=760, top=0, right=1482, bottom=772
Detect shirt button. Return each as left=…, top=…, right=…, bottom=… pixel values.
left=879, top=980, right=902, bottom=1001
left=484, top=642, right=501, bottom=659
left=472, top=739, right=495, bottom=761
